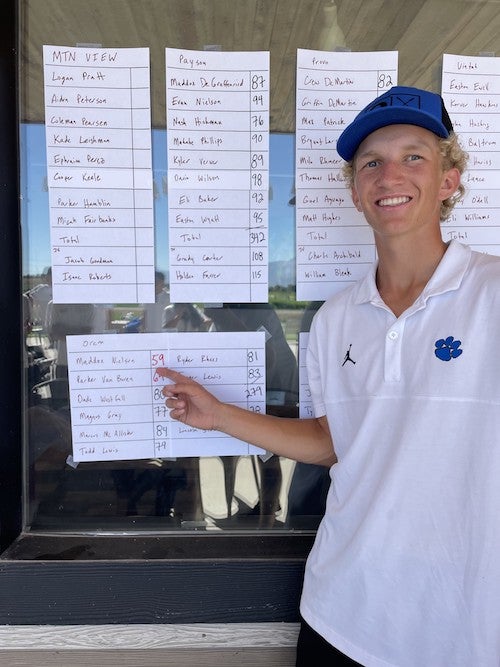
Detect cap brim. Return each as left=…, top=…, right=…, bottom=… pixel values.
left=337, top=108, right=450, bottom=161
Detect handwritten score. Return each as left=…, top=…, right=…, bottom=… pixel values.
left=43, top=46, right=155, bottom=304
left=441, top=54, right=500, bottom=255
left=67, top=331, right=266, bottom=462
left=295, top=49, right=398, bottom=301
left=166, top=48, right=269, bottom=303
left=298, top=332, right=313, bottom=419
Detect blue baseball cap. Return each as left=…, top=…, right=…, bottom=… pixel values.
left=336, top=86, right=454, bottom=161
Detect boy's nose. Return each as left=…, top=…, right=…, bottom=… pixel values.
left=376, top=161, right=403, bottom=184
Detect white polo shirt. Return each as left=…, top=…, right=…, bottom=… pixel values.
left=301, top=241, right=500, bottom=666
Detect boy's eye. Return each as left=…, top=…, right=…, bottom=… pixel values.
left=364, top=159, right=378, bottom=168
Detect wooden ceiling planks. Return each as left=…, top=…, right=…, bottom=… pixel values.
left=20, top=0, right=500, bottom=131
left=269, top=0, right=326, bottom=132
left=395, top=0, right=483, bottom=91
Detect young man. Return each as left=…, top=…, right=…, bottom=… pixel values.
left=160, top=87, right=500, bottom=666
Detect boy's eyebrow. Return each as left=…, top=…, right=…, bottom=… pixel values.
left=355, top=139, right=437, bottom=161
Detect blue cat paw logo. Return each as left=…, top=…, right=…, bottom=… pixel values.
left=434, top=336, right=463, bottom=361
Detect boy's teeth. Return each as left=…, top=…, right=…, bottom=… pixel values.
left=379, top=196, right=410, bottom=206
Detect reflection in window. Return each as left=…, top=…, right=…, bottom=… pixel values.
left=23, top=126, right=328, bottom=532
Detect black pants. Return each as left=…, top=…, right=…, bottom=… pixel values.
left=296, top=617, right=364, bottom=666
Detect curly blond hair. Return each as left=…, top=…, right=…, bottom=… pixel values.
left=341, top=132, right=468, bottom=221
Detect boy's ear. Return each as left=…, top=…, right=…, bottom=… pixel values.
left=351, top=186, right=362, bottom=212
left=440, top=167, right=461, bottom=201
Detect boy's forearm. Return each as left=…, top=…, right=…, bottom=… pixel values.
left=216, top=403, right=335, bottom=466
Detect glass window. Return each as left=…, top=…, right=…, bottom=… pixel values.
left=21, top=0, right=331, bottom=536
left=18, top=0, right=500, bottom=542
left=24, top=123, right=315, bottom=532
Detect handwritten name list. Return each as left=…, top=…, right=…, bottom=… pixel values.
left=43, top=46, right=155, bottom=304
left=295, top=49, right=398, bottom=301
left=67, top=331, right=266, bottom=462
left=441, top=53, right=500, bottom=255
left=166, top=48, right=269, bottom=303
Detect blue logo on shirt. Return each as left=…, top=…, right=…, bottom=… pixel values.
left=434, top=336, right=463, bottom=361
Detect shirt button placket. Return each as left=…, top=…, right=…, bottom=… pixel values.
left=384, top=326, right=403, bottom=382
